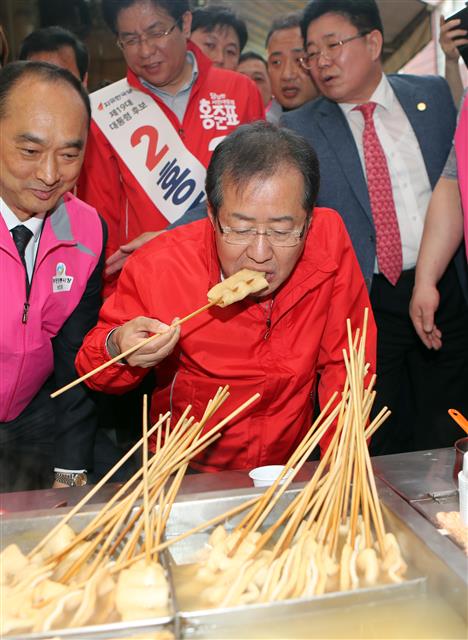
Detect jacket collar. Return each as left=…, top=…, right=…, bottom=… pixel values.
left=387, top=75, right=437, bottom=187
left=0, top=194, right=75, bottom=258
left=126, top=40, right=212, bottom=100
left=315, top=75, right=439, bottom=210
left=35, top=194, right=78, bottom=266
left=315, top=97, right=373, bottom=225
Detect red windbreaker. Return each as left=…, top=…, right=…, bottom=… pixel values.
left=76, top=210, right=376, bottom=471
left=77, top=43, right=265, bottom=294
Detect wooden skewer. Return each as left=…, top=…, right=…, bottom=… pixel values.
left=54, top=430, right=166, bottom=562
left=329, top=394, right=354, bottom=555
left=272, top=405, right=347, bottom=556
left=59, top=435, right=166, bottom=579
left=154, top=485, right=166, bottom=564
left=234, top=391, right=339, bottom=536
left=364, top=407, right=391, bottom=439
left=60, top=488, right=134, bottom=583
left=231, top=397, right=342, bottom=558
left=112, top=495, right=262, bottom=572
left=142, top=395, right=151, bottom=564
left=271, top=396, right=348, bottom=555
left=157, top=414, right=163, bottom=453
left=155, top=464, right=188, bottom=549
left=110, top=417, right=202, bottom=560
left=112, top=472, right=167, bottom=565
left=110, top=405, right=212, bottom=558
left=50, top=301, right=216, bottom=398
left=345, top=343, right=362, bottom=546
left=28, top=412, right=170, bottom=558
left=72, top=387, right=235, bottom=573
left=116, top=433, right=220, bottom=568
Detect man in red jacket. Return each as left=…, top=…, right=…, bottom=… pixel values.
left=77, top=123, right=376, bottom=472
left=78, top=0, right=264, bottom=297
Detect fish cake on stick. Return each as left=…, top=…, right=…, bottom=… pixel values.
left=208, top=269, right=268, bottom=307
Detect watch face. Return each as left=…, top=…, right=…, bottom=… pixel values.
left=74, top=473, right=87, bottom=486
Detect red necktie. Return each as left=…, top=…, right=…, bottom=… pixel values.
left=355, top=102, right=402, bottom=286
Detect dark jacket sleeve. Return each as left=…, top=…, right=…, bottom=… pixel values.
left=166, top=200, right=208, bottom=230
left=52, top=216, right=107, bottom=469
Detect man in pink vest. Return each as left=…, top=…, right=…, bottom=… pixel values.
left=0, top=62, right=106, bottom=491
left=410, top=89, right=468, bottom=350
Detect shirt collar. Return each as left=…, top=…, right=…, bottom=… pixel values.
left=140, top=50, right=198, bottom=97
left=339, top=73, right=394, bottom=116
left=0, top=197, right=45, bottom=240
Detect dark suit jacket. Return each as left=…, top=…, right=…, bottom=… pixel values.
left=282, top=74, right=467, bottom=295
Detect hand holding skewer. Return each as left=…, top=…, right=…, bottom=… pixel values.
left=108, top=317, right=180, bottom=368
left=51, top=269, right=268, bottom=398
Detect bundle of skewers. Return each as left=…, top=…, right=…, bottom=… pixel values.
left=157, top=310, right=408, bottom=609
left=0, top=388, right=260, bottom=636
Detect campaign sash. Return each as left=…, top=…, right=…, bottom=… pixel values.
left=90, top=78, right=206, bottom=224
left=454, top=93, right=468, bottom=260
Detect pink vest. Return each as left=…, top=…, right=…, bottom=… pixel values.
left=455, top=93, right=468, bottom=261
left=0, top=193, right=103, bottom=421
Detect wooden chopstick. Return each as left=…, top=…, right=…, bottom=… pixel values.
left=50, top=301, right=216, bottom=398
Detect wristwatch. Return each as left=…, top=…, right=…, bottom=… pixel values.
left=54, top=471, right=87, bottom=487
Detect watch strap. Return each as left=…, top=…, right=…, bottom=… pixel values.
left=54, top=471, right=87, bottom=487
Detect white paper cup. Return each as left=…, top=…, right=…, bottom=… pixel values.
left=248, top=465, right=293, bottom=487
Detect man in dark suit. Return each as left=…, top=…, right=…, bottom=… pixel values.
left=282, top=0, right=468, bottom=455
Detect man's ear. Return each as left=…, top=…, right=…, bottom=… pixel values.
left=367, top=29, right=383, bottom=62
left=82, top=71, right=89, bottom=89
left=181, top=11, right=192, bottom=40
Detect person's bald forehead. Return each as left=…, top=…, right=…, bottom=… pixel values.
left=1, top=73, right=87, bottom=124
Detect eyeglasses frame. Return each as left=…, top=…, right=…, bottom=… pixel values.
left=117, top=18, right=181, bottom=51
left=215, top=217, right=308, bottom=247
left=299, top=31, right=371, bottom=69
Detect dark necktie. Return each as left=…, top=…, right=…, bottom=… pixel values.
left=355, top=102, right=403, bottom=286
left=11, top=224, right=33, bottom=276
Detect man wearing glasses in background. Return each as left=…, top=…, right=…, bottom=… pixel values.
left=78, top=0, right=264, bottom=297
left=76, top=123, right=375, bottom=472
left=282, top=0, right=468, bottom=455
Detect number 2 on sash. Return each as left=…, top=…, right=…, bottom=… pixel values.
left=130, top=125, right=169, bottom=171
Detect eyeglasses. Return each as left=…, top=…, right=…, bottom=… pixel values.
left=216, top=218, right=307, bottom=247
left=117, top=20, right=180, bottom=51
left=300, top=31, right=370, bottom=69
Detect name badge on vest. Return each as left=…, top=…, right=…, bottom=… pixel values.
left=52, top=262, right=74, bottom=293
left=90, top=79, right=207, bottom=225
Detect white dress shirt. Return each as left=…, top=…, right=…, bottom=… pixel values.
left=339, top=74, right=432, bottom=271
left=0, top=197, right=45, bottom=281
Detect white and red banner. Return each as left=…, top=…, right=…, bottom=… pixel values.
left=90, top=79, right=206, bottom=224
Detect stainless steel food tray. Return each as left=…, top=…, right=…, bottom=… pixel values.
left=1, top=479, right=467, bottom=639
left=1, top=506, right=177, bottom=640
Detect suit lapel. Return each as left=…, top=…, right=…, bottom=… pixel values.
left=388, top=76, right=437, bottom=187
left=316, top=100, right=373, bottom=226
